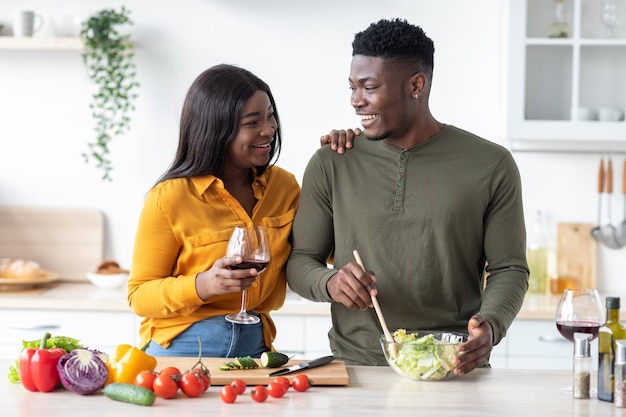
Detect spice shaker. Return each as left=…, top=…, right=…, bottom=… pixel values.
left=573, top=332, right=591, bottom=399
left=615, top=339, right=626, bottom=408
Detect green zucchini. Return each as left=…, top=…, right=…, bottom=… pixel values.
left=103, top=383, right=156, bottom=406
left=260, top=351, right=289, bottom=368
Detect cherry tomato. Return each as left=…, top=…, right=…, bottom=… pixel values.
left=179, top=371, right=205, bottom=398
left=267, top=381, right=287, bottom=398
left=159, top=366, right=182, bottom=379
left=134, top=370, right=157, bottom=392
left=250, top=385, right=268, bottom=402
left=220, top=384, right=237, bottom=403
left=291, top=374, right=311, bottom=392
left=194, top=367, right=211, bottom=391
left=273, top=376, right=290, bottom=391
left=230, top=379, right=247, bottom=395
left=153, top=373, right=179, bottom=399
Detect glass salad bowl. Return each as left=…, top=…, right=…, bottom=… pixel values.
left=380, top=330, right=467, bottom=381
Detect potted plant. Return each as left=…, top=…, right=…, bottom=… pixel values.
left=80, top=7, right=139, bottom=181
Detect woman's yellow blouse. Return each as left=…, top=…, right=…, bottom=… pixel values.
left=128, top=166, right=300, bottom=350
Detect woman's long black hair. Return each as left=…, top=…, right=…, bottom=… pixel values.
left=157, top=64, right=282, bottom=184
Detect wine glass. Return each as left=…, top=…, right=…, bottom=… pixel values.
left=225, top=225, right=270, bottom=325
left=555, top=288, right=604, bottom=342
left=555, top=288, right=604, bottom=393
left=601, top=0, right=619, bottom=39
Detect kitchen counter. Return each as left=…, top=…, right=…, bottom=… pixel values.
left=2, top=282, right=625, bottom=320
left=0, top=282, right=330, bottom=316
left=1, top=363, right=623, bottom=416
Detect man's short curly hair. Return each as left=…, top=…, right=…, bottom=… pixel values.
left=352, top=18, right=434, bottom=80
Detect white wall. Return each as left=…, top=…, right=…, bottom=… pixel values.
left=1, top=0, right=624, bottom=292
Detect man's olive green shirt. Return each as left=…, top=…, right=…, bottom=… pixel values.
left=286, top=125, right=529, bottom=365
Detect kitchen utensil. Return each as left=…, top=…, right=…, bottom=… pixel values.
left=591, top=157, right=605, bottom=244
left=353, top=249, right=397, bottom=359
left=268, top=355, right=335, bottom=377
left=601, top=156, right=623, bottom=249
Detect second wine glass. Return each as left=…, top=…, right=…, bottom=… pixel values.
left=225, top=225, right=270, bottom=325
left=555, top=288, right=605, bottom=342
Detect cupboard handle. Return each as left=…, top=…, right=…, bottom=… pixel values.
left=538, top=335, right=569, bottom=343
left=9, top=324, right=61, bottom=331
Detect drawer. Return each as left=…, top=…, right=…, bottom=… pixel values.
left=508, top=320, right=576, bottom=357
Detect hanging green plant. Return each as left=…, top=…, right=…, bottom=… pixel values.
left=80, top=7, right=139, bottom=181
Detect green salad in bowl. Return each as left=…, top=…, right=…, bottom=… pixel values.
left=380, top=329, right=467, bottom=381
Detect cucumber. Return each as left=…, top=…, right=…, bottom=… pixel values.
left=103, top=383, right=156, bottom=406
left=235, top=356, right=259, bottom=369
left=219, top=356, right=260, bottom=370
left=261, top=351, right=289, bottom=368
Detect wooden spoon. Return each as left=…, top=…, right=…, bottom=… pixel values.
left=353, top=249, right=397, bottom=359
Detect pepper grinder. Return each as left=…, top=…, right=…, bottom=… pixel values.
left=573, top=332, right=591, bottom=399
left=615, top=340, right=626, bottom=407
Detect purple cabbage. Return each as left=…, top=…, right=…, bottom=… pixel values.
left=56, top=348, right=109, bottom=395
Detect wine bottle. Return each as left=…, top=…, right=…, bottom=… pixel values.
left=526, top=210, right=549, bottom=294
left=598, top=296, right=626, bottom=402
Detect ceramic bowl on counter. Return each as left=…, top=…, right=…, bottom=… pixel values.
left=380, top=330, right=467, bottom=381
left=86, top=272, right=128, bottom=290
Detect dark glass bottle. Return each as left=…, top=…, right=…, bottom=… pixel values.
left=598, top=296, right=626, bottom=402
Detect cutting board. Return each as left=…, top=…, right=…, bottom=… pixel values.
left=0, top=206, right=104, bottom=281
left=556, top=223, right=597, bottom=288
left=155, top=357, right=349, bottom=386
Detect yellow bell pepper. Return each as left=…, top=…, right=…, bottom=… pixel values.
left=105, top=342, right=157, bottom=385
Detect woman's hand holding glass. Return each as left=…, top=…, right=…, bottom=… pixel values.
left=195, top=255, right=261, bottom=301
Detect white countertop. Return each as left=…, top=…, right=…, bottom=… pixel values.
left=2, top=282, right=625, bottom=321
left=1, top=363, right=622, bottom=416
left=0, top=281, right=330, bottom=316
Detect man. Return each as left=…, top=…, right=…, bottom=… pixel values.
left=287, top=18, right=528, bottom=375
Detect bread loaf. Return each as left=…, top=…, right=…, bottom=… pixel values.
left=0, top=258, right=47, bottom=278
left=96, top=260, right=129, bottom=274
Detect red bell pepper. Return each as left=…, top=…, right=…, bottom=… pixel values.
left=18, top=332, right=67, bottom=392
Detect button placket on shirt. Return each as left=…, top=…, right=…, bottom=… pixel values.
left=394, top=151, right=408, bottom=210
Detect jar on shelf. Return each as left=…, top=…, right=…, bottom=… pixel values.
left=547, top=0, right=570, bottom=38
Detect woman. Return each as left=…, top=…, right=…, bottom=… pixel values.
left=128, top=64, right=300, bottom=357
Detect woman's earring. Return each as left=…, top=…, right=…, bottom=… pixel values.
left=414, top=93, right=419, bottom=100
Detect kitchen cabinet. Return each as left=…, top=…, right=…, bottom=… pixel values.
left=508, top=0, right=626, bottom=151
left=0, top=37, right=82, bottom=50
left=272, top=314, right=333, bottom=359
left=0, top=309, right=140, bottom=361
left=494, top=319, right=599, bottom=370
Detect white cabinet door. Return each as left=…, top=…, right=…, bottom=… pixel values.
left=505, top=319, right=598, bottom=370
left=272, top=314, right=332, bottom=359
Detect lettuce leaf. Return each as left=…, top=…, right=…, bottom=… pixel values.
left=389, top=330, right=460, bottom=381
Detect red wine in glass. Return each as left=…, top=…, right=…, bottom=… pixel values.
left=556, top=320, right=602, bottom=342
left=229, top=260, right=269, bottom=273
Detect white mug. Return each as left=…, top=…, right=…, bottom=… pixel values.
left=576, top=107, right=597, bottom=121
left=598, top=107, right=624, bottom=122
left=13, top=10, right=44, bottom=37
